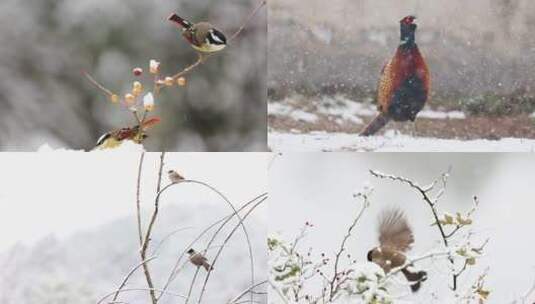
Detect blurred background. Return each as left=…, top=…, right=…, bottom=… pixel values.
left=0, top=0, right=266, bottom=151
left=270, top=153, right=535, bottom=303
left=0, top=152, right=268, bottom=303
left=268, top=0, right=535, bottom=139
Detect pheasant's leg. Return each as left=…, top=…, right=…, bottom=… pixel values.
left=413, top=120, right=418, bottom=137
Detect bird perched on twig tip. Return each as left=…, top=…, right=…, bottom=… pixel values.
left=94, top=117, right=160, bottom=149
left=168, top=170, right=185, bottom=183
left=187, top=248, right=213, bottom=271
left=168, top=13, right=227, bottom=54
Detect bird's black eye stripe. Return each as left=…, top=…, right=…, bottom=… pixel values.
left=208, top=30, right=227, bottom=45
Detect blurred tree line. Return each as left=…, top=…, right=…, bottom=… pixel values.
left=0, top=0, right=266, bottom=151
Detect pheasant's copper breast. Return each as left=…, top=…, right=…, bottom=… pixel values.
left=378, top=45, right=430, bottom=121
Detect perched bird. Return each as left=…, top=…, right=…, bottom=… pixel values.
left=187, top=248, right=213, bottom=271
left=367, top=208, right=427, bottom=292
left=95, top=117, right=160, bottom=149
left=360, top=15, right=430, bottom=136
left=168, top=13, right=227, bottom=54
left=168, top=170, right=185, bottom=183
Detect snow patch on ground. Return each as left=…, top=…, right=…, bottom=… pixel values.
left=269, top=94, right=466, bottom=127
left=269, top=95, right=374, bottom=125
left=37, top=140, right=145, bottom=152
left=315, top=95, right=374, bottom=123
left=269, top=102, right=318, bottom=123
left=418, top=110, right=466, bottom=119
left=269, top=131, right=535, bottom=152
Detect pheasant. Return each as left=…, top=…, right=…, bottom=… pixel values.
left=360, top=16, right=430, bottom=136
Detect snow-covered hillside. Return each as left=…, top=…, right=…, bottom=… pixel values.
left=0, top=204, right=267, bottom=304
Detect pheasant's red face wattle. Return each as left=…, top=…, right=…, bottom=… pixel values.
left=400, top=16, right=416, bottom=25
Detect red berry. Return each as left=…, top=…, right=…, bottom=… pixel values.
left=133, top=68, right=143, bottom=76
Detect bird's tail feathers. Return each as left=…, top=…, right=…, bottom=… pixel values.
left=409, top=280, right=421, bottom=292
left=360, top=113, right=391, bottom=136
left=168, top=13, right=193, bottom=28
left=401, top=267, right=427, bottom=292
left=203, top=262, right=214, bottom=271
left=140, top=117, right=161, bottom=130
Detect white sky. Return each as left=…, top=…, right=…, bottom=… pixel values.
left=0, top=152, right=269, bottom=252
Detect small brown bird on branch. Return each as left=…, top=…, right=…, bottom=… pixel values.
left=361, top=16, right=430, bottom=136
left=187, top=248, right=213, bottom=271
left=168, top=170, right=185, bottom=183
left=168, top=13, right=227, bottom=53
left=367, top=208, right=427, bottom=292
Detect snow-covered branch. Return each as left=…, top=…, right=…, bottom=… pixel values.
left=269, top=170, right=490, bottom=304
left=370, top=169, right=483, bottom=291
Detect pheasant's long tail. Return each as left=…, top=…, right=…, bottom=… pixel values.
left=360, top=113, right=391, bottom=136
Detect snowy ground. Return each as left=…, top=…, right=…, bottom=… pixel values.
left=269, top=130, right=535, bottom=152
left=268, top=94, right=535, bottom=152
left=269, top=95, right=467, bottom=125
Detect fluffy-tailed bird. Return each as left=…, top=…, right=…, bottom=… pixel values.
left=367, top=208, right=427, bottom=292
left=168, top=170, right=185, bottom=183
left=360, top=16, right=430, bottom=136
left=187, top=248, right=213, bottom=271
left=168, top=13, right=227, bottom=53
left=95, top=117, right=160, bottom=149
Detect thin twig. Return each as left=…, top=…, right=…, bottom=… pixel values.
left=184, top=267, right=201, bottom=304
left=170, top=54, right=205, bottom=81
left=136, top=153, right=145, bottom=246
left=82, top=70, right=114, bottom=96
left=514, top=272, right=535, bottom=304
left=329, top=196, right=369, bottom=299
left=229, top=0, right=266, bottom=42
left=197, top=197, right=267, bottom=304
left=111, top=256, right=158, bottom=302
left=370, top=169, right=459, bottom=289
left=227, top=280, right=268, bottom=304
left=156, top=193, right=267, bottom=302
left=383, top=250, right=452, bottom=281
left=152, top=226, right=195, bottom=255
left=156, top=152, right=166, bottom=194
left=97, top=288, right=185, bottom=304
left=268, top=280, right=290, bottom=304
left=139, top=153, right=166, bottom=304
left=290, top=225, right=309, bottom=253
left=154, top=180, right=257, bottom=304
